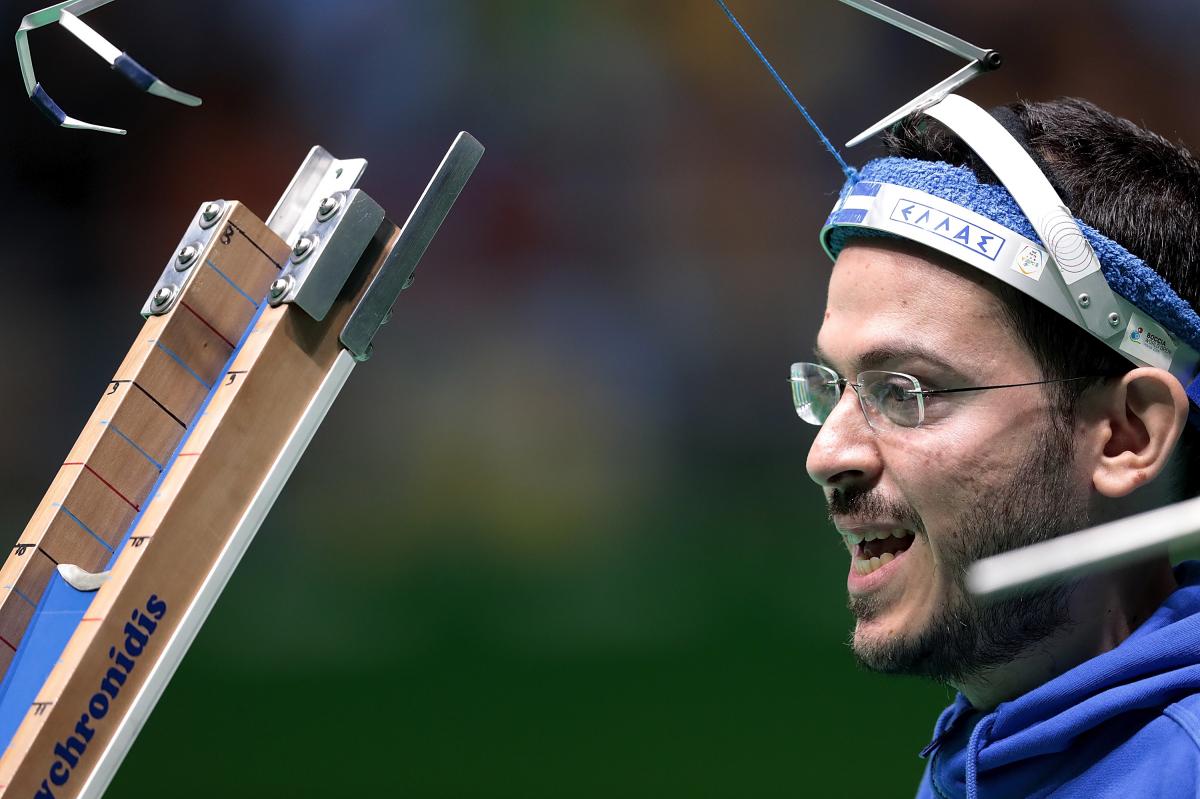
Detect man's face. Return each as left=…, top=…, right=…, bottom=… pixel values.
left=807, top=241, right=1089, bottom=681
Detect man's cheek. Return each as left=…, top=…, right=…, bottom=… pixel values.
left=909, top=437, right=1011, bottom=515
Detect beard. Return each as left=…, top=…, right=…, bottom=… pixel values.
left=837, top=415, right=1088, bottom=684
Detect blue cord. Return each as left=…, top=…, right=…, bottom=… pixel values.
left=714, top=0, right=858, bottom=181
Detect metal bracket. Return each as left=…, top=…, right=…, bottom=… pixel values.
left=267, top=189, right=386, bottom=321
left=266, top=146, right=367, bottom=248
left=142, top=146, right=377, bottom=322
left=340, top=132, right=485, bottom=361
left=140, top=199, right=229, bottom=317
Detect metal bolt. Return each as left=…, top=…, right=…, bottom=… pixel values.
left=151, top=285, right=177, bottom=312
left=1077, top=293, right=1091, bottom=308
left=316, top=195, right=341, bottom=222
left=199, top=201, right=222, bottom=228
left=269, top=276, right=294, bottom=304
left=1108, top=312, right=1122, bottom=327
left=176, top=244, right=199, bottom=270
left=292, top=235, right=316, bottom=262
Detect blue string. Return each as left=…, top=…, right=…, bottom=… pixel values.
left=714, top=0, right=858, bottom=181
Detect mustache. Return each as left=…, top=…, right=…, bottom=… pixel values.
left=828, top=486, right=923, bottom=534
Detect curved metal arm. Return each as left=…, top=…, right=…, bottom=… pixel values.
left=16, top=0, right=201, bottom=135
left=838, top=0, right=1001, bottom=148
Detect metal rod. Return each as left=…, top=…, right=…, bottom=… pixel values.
left=845, top=61, right=981, bottom=148
left=967, top=495, right=1200, bottom=599
left=838, top=0, right=1000, bottom=148
left=839, top=0, right=989, bottom=63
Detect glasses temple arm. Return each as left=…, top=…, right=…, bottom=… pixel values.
left=914, top=375, right=1101, bottom=396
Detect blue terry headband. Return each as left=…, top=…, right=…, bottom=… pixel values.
left=825, top=156, right=1200, bottom=357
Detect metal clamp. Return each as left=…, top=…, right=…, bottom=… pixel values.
left=140, top=199, right=228, bottom=317
left=267, top=189, right=386, bottom=321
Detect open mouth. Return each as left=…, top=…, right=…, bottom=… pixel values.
left=845, top=530, right=915, bottom=576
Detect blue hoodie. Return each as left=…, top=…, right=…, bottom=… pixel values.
left=917, top=561, right=1200, bottom=799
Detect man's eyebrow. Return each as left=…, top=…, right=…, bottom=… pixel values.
left=812, top=344, right=965, bottom=376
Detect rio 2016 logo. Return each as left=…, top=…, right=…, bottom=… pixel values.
left=1130, top=327, right=1144, bottom=342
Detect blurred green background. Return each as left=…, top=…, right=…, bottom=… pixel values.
left=1, top=1, right=1198, bottom=795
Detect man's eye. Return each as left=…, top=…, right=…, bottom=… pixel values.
left=881, top=383, right=917, bottom=403
left=864, top=378, right=914, bottom=406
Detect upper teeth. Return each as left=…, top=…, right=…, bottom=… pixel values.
left=842, top=530, right=912, bottom=545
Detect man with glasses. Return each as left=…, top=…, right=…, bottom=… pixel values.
left=799, top=99, right=1200, bottom=797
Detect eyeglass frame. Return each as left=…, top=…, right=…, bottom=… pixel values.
left=788, top=361, right=1106, bottom=430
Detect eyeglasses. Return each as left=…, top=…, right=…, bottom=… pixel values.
left=788, top=362, right=1100, bottom=430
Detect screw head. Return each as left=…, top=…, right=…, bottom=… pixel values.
left=316, top=195, right=341, bottom=222
left=151, top=285, right=177, bottom=311
left=1077, top=293, right=1091, bottom=308
left=269, top=276, right=294, bottom=304
left=1109, top=312, right=1122, bottom=327
left=292, top=235, right=316, bottom=262
left=176, top=244, right=199, bottom=270
left=199, top=201, right=222, bottom=228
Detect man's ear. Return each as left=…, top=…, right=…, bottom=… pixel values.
left=1089, top=368, right=1190, bottom=498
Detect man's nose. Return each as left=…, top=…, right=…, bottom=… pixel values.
left=806, top=387, right=882, bottom=490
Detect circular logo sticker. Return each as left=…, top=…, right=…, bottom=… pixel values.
left=1014, top=244, right=1044, bottom=277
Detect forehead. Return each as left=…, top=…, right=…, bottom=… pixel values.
left=817, top=241, right=1031, bottom=374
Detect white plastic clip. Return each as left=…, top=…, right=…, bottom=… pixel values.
left=57, top=564, right=112, bottom=592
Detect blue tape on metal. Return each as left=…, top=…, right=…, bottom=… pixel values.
left=113, top=53, right=156, bottom=92
left=30, top=83, right=67, bottom=125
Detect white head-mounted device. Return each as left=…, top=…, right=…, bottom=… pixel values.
left=718, top=0, right=1200, bottom=406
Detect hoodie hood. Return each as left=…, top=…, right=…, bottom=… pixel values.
left=923, top=560, right=1200, bottom=799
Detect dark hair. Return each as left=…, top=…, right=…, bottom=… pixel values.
left=883, top=98, right=1200, bottom=498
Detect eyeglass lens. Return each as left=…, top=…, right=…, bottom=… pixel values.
left=789, top=363, right=925, bottom=429
left=790, top=362, right=840, bottom=425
